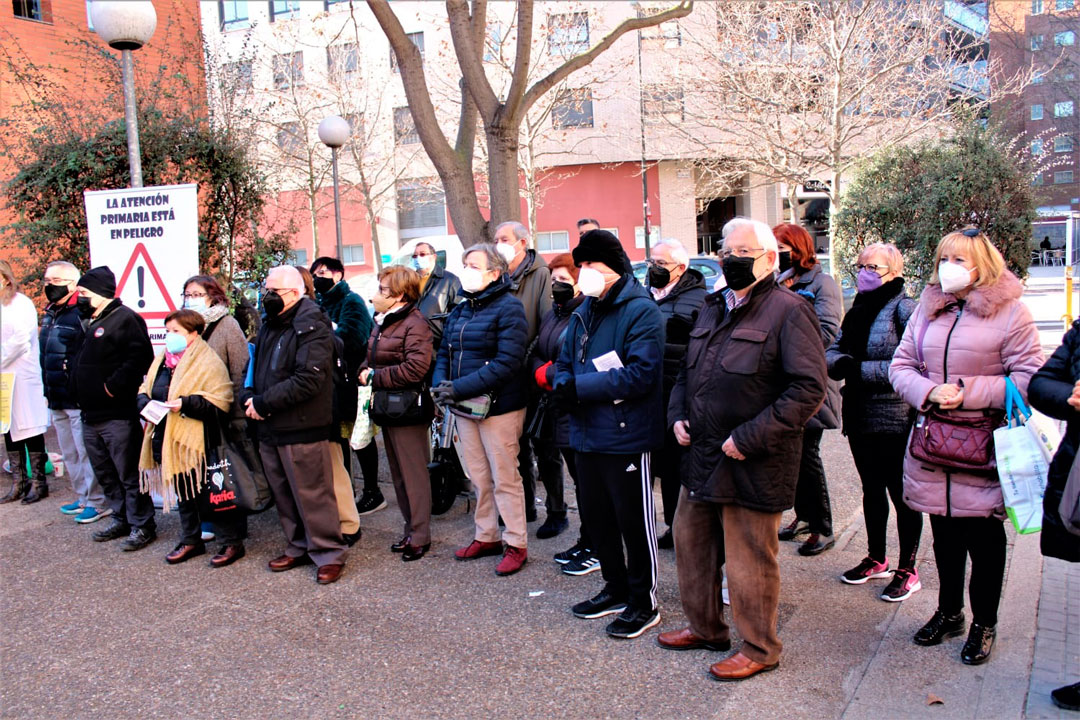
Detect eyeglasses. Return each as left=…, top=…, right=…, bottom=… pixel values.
left=377, top=285, right=394, bottom=297
left=182, top=291, right=208, bottom=299
left=855, top=264, right=886, bottom=273
left=719, top=247, right=765, bottom=260
left=412, top=252, right=433, bottom=258
left=647, top=258, right=678, bottom=269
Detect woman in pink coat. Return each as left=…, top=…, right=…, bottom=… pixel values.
left=889, top=227, right=1043, bottom=666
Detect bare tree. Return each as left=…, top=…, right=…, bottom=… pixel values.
left=368, top=0, right=693, bottom=246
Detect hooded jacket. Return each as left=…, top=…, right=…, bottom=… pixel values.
left=509, top=249, right=552, bottom=344
left=72, top=299, right=154, bottom=424
left=668, top=280, right=827, bottom=511
left=554, top=275, right=665, bottom=454
left=889, top=271, right=1044, bottom=518
left=39, top=293, right=85, bottom=410
left=433, top=274, right=529, bottom=417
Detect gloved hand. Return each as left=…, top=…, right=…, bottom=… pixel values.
left=431, top=381, right=457, bottom=406
left=828, top=354, right=857, bottom=382
left=534, top=361, right=554, bottom=391
left=551, top=378, right=578, bottom=414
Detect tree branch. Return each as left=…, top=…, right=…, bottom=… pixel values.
left=446, top=0, right=499, bottom=123
left=503, top=0, right=535, bottom=124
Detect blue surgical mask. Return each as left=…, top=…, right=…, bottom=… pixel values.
left=164, top=332, right=188, bottom=354
left=183, top=297, right=207, bottom=311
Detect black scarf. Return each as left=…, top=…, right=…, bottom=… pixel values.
left=838, top=277, right=905, bottom=360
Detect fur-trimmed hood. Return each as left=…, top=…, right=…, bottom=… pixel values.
left=919, top=269, right=1023, bottom=319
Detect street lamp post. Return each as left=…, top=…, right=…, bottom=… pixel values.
left=91, top=1, right=157, bottom=189
left=319, top=116, right=351, bottom=262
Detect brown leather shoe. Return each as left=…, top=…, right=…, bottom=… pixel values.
left=165, top=543, right=206, bottom=565
left=316, top=563, right=344, bottom=584
left=657, top=627, right=731, bottom=652
left=209, top=544, right=245, bottom=568
left=268, top=553, right=313, bottom=572
left=708, top=652, right=779, bottom=681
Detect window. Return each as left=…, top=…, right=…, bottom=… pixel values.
left=548, top=12, right=589, bottom=56
left=1059, top=70, right=1077, bottom=83
left=1056, top=31, right=1076, bottom=47
left=397, top=184, right=446, bottom=237
left=1032, top=138, right=1045, bottom=155
left=223, top=61, right=253, bottom=91
left=535, top=231, right=570, bottom=253
left=1031, top=34, right=1045, bottom=51
left=13, top=0, right=51, bottom=22
left=276, top=122, right=303, bottom=154
left=1032, top=103, right=1044, bottom=120
left=327, top=43, right=358, bottom=78
left=343, top=113, right=362, bottom=136
left=86, top=0, right=93, bottom=29
left=269, top=0, right=299, bottom=22
left=219, top=0, right=248, bottom=31
left=639, top=7, right=681, bottom=48
left=1033, top=173, right=1045, bottom=186
left=485, top=22, right=504, bottom=63
left=1033, top=0, right=1044, bottom=13
left=390, top=32, right=425, bottom=73
left=393, top=107, right=419, bottom=145
left=324, top=0, right=349, bottom=8
left=1055, top=170, right=1075, bottom=184
left=289, top=248, right=308, bottom=266
left=1033, top=70, right=1046, bottom=85
left=643, top=86, right=684, bottom=124
left=635, top=226, right=661, bottom=249
left=272, top=52, right=304, bottom=90
left=1058, top=0, right=1075, bottom=10
left=341, top=244, right=365, bottom=265
left=552, top=89, right=594, bottom=129
left=1055, top=101, right=1075, bottom=117
left=1055, top=135, right=1076, bottom=153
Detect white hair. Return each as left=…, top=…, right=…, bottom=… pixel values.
left=45, top=260, right=81, bottom=280
left=721, top=217, right=779, bottom=272
left=268, top=265, right=305, bottom=292
left=495, top=221, right=529, bottom=241
left=654, top=237, right=690, bottom=267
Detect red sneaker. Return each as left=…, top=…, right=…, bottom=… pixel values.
left=495, top=545, right=528, bottom=576
left=455, top=539, right=503, bottom=561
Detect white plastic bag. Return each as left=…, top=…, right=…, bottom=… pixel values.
left=994, top=380, right=1049, bottom=534
left=350, top=385, right=378, bottom=449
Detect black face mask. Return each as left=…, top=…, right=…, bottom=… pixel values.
left=721, top=254, right=761, bottom=292
left=76, top=296, right=95, bottom=319
left=551, top=280, right=575, bottom=306
left=647, top=264, right=671, bottom=289
left=778, top=251, right=792, bottom=274
left=312, top=276, right=334, bottom=296
left=44, top=283, right=70, bottom=304
left=262, top=290, right=285, bottom=318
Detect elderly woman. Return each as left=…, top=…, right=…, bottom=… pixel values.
left=774, top=223, right=843, bottom=556
left=360, top=266, right=434, bottom=561
left=432, top=244, right=529, bottom=576
left=890, top=227, right=1043, bottom=665
left=136, top=310, right=236, bottom=567
left=0, top=260, right=50, bottom=505
left=827, top=244, right=923, bottom=601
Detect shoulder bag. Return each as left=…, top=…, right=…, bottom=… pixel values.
left=367, top=330, right=434, bottom=427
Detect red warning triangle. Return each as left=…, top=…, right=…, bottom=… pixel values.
left=115, top=243, right=177, bottom=320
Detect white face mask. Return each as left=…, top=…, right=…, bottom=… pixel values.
left=411, top=255, right=435, bottom=273
left=938, top=262, right=974, bottom=294
left=578, top=267, right=608, bottom=298
left=496, top=242, right=518, bottom=265
left=459, top=267, right=488, bottom=293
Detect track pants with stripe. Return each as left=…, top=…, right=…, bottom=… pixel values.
left=574, top=451, right=659, bottom=613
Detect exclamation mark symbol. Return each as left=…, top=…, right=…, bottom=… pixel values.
left=137, top=266, right=145, bottom=308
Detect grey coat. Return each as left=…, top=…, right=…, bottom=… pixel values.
left=509, top=250, right=552, bottom=344
left=780, top=264, right=842, bottom=430
left=826, top=294, right=917, bottom=435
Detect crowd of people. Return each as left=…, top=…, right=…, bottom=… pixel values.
left=1, top=216, right=1078, bottom=703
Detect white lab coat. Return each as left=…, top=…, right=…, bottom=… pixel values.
left=1, top=293, right=49, bottom=441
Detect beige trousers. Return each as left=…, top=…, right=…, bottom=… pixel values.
left=330, top=442, right=360, bottom=535
left=455, top=409, right=527, bottom=549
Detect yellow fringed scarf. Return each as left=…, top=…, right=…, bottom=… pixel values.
left=138, top=337, right=233, bottom=513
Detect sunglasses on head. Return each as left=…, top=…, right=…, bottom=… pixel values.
left=961, top=227, right=981, bottom=238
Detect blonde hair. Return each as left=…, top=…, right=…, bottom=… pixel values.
left=857, top=243, right=904, bottom=277
left=928, top=227, right=1004, bottom=289
left=0, top=260, right=16, bottom=305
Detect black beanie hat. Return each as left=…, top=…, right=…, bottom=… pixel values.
left=78, top=266, right=117, bottom=298
left=572, top=229, right=631, bottom=275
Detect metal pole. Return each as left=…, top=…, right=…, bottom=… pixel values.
left=121, top=49, right=143, bottom=188
left=331, top=146, right=344, bottom=261
left=1065, top=212, right=1075, bottom=328
left=637, top=26, right=651, bottom=261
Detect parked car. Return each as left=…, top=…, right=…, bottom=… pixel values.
left=632, top=256, right=723, bottom=286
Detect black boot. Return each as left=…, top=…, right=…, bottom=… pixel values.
left=0, top=451, right=29, bottom=504
left=960, top=623, right=996, bottom=665
left=21, top=451, right=49, bottom=504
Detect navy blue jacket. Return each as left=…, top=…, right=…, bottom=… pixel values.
left=433, top=274, right=529, bottom=417
left=39, top=297, right=85, bottom=410
left=554, top=275, right=665, bottom=454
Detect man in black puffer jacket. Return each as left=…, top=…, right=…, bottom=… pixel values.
left=72, top=266, right=156, bottom=550
left=39, top=261, right=108, bottom=521
left=647, top=238, right=707, bottom=548
left=241, top=265, right=347, bottom=585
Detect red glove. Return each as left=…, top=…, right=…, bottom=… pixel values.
left=534, top=361, right=554, bottom=391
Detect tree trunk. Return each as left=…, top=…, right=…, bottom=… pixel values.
left=486, top=125, right=521, bottom=236
left=307, top=189, right=319, bottom=260
left=362, top=191, right=383, bottom=271
left=788, top=184, right=799, bottom=224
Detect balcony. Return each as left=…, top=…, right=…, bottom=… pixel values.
left=951, top=59, right=989, bottom=97
left=944, top=0, right=989, bottom=38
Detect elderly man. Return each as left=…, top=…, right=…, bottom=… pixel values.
left=73, top=266, right=156, bottom=550
left=242, top=265, right=346, bottom=584
left=664, top=218, right=826, bottom=680
left=412, top=241, right=461, bottom=347
left=39, top=261, right=109, bottom=522
left=647, top=238, right=707, bottom=548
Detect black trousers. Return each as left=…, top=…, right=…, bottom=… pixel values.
left=177, top=496, right=247, bottom=546
left=653, top=426, right=685, bottom=528
left=4, top=432, right=46, bottom=455
left=520, top=435, right=566, bottom=519
left=351, top=439, right=380, bottom=494
left=929, top=514, right=1007, bottom=626
left=793, top=428, right=833, bottom=535
left=83, top=417, right=155, bottom=532
left=561, top=448, right=590, bottom=549
left=849, top=433, right=922, bottom=568
left=575, top=451, right=658, bottom=612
